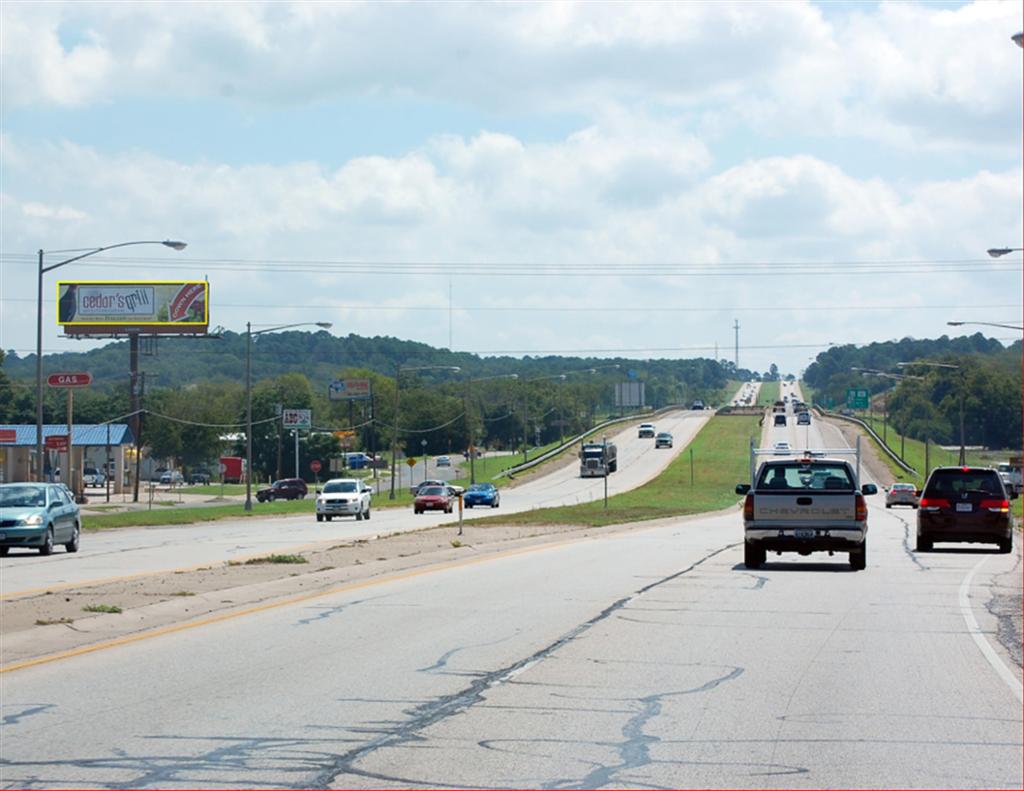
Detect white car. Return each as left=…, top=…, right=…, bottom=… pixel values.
left=436, top=455, right=451, bottom=468
left=316, top=478, right=372, bottom=522
left=773, top=441, right=791, bottom=456
left=638, top=423, right=656, bottom=438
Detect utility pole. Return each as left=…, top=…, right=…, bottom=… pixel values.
left=734, top=319, right=740, bottom=370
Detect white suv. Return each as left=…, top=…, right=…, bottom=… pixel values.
left=638, top=423, right=656, bottom=438
left=316, top=478, right=372, bottom=522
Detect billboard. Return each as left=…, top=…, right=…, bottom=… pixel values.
left=615, top=381, right=646, bottom=408
left=282, top=409, right=312, bottom=429
left=57, top=281, right=209, bottom=335
left=328, top=379, right=372, bottom=401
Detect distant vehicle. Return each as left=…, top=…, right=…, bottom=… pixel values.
left=316, top=478, right=371, bottom=521
left=82, top=467, right=106, bottom=487
left=436, top=455, right=452, bottom=468
left=796, top=412, right=811, bottom=426
left=580, top=441, right=617, bottom=477
left=344, top=452, right=372, bottom=470
left=0, top=482, right=81, bottom=556
left=885, top=482, right=918, bottom=509
left=736, top=455, right=877, bottom=570
left=256, top=478, right=308, bottom=502
left=655, top=432, right=673, bottom=449
left=773, top=441, right=791, bottom=455
left=414, top=485, right=453, bottom=514
left=464, top=482, right=500, bottom=508
left=773, top=414, right=787, bottom=427
left=917, top=467, right=1014, bottom=553
left=219, top=456, right=247, bottom=484
left=997, top=459, right=1022, bottom=496
left=637, top=423, right=655, bottom=438
left=188, top=471, right=212, bottom=485
left=159, top=470, right=184, bottom=486
left=691, top=400, right=705, bottom=411
left=411, top=479, right=449, bottom=496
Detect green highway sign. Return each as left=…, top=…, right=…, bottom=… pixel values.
left=846, top=388, right=870, bottom=410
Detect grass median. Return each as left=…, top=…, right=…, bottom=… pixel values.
left=464, top=415, right=760, bottom=528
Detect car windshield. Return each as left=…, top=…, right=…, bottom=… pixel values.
left=420, top=487, right=446, bottom=496
left=892, top=484, right=914, bottom=491
left=468, top=484, right=490, bottom=492
left=758, top=463, right=854, bottom=490
left=323, top=481, right=357, bottom=493
left=0, top=485, right=48, bottom=508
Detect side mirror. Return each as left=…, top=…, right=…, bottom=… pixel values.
left=915, top=489, right=922, bottom=497
left=735, top=483, right=751, bottom=495
left=861, top=484, right=878, bottom=496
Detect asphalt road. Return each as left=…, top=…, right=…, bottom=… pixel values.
left=2, top=390, right=1020, bottom=788
left=0, top=410, right=709, bottom=596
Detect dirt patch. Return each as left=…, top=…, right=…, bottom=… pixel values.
left=2, top=514, right=720, bottom=669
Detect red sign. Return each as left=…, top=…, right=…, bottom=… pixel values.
left=47, top=372, right=92, bottom=388
left=45, top=435, right=69, bottom=451
left=309, top=460, right=322, bottom=473
left=0, top=429, right=16, bottom=443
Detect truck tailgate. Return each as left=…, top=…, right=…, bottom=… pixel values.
left=753, top=491, right=855, bottom=523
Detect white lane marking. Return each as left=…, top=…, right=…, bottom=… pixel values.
left=958, top=555, right=1023, bottom=703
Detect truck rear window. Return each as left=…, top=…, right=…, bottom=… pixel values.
left=757, top=463, right=854, bottom=491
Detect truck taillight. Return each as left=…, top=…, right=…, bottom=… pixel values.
left=855, top=493, right=867, bottom=521
left=743, top=493, right=754, bottom=520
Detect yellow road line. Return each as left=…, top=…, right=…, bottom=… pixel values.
left=1, top=535, right=591, bottom=674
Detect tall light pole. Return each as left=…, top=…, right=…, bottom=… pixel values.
left=897, top=360, right=966, bottom=465
left=245, top=321, right=332, bottom=511
left=35, top=240, right=187, bottom=481
left=947, top=320, right=1023, bottom=331
left=464, top=373, right=518, bottom=484
left=388, top=365, right=460, bottom=500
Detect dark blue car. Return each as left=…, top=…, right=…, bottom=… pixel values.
left=464, top=482, right=500, bottom=508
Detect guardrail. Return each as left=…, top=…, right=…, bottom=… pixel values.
left=819, top=409, right=919, bottom=477
left=494, top=404, right=699, bottom=479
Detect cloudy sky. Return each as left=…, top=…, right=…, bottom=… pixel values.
left=2, top=0, right=1021, bottom=376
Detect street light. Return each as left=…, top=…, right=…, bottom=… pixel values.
left=986, top=247, right=1023, bottom=258
left=947, top=320, right=1024, bottom=331
left=897, top=360, right=967, bottom=465
left=35, top=240, right=187, bottom=481
left=244, top=321, right=332, bottom=511
left=389, top=365, right=460, bottom=500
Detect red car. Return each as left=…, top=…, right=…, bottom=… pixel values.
left=414, top=485, right=453, bottom=514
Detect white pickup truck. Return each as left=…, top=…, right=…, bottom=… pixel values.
left=736, top=446, right=878, bottom=570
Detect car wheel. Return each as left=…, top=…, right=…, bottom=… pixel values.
left=65, top=523, right=80, bottom=553
left=885, top=503, right=891, bottom=509
left=316, top=514, right=323, bottom=522
left=39, top=528, right=54, bottom=556
left=998, top=537, right=1012, bottom=554
left=356, top=510, right=363, bottom=521
left=0, top=547, right=9, bottom=556
left=325, top=515, right=333, bottom=522
left=743, top=541, right=764, bottom=569
left=849, top=541, right=867, bottom=571
left=268, top=494, right=276, bottom=502
left=916, top=535, right=932, bottom=552
left=492, top=500, right=499, bottom=508
left=364, top=505, right=370, bottom=520
left=466, top=503, right=473, bottom=509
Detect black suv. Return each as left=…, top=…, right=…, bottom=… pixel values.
left=917, top=467, right=1015, bottom=553
left=256, top=478, right=308, bottom=503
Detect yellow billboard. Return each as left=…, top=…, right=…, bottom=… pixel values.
left=57, top=281, right=209, bottom=335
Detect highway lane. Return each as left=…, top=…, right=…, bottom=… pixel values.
left=3, top=455, right=1019, bottom=788
left=0, top=410, right=709, bottom=596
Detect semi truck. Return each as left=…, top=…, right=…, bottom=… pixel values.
left=579, top=441, right=617, bottom=477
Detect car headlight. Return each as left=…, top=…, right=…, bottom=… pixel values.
left=22, top=514, right=44, bottom=526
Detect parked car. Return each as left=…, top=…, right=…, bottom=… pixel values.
left=464, top=482, right=500, bottom=508
left=0, top=482, right=81, bottom=555
left=917, top=467, right=1015, bottom=553
left=414, top=485, right=454, bottom=514
left=638, top=423, right=656, bottom=438
left=436, top=455, right=452, bottom=468
left=885, top=482, right=919, bottom=509
left=159, top=470, right=184, bottom=486
left=188, top=471, right=212, bottom=485
left=316, top=478, right=372, bottom=521
left=82, top=467, right=106, bottom=487
left=256, top=478, right=308, bottom=502
left=655, top=432, right=673, bottom=449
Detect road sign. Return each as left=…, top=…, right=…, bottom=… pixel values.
left=309, top=460, right=322, bottom=473
left=846, top=388, right=870, bottom=410
left=328, top=379, right=372, bottom=401
left=406, top=458, right=417, bottom=468
left=282, top=408, right=312, bottom=429
left=45, top=435, right=69, bottom=451
left=0, top=429, right=16, bottom=444
left=46, top=372, right=92, bottom=388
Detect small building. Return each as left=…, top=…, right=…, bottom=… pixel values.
left=0, top=424, right=136, bottom=494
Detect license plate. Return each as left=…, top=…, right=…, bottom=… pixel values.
left=795, top=529, right=815, bottom=539
left=956, top=503, right=973, bottom=513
